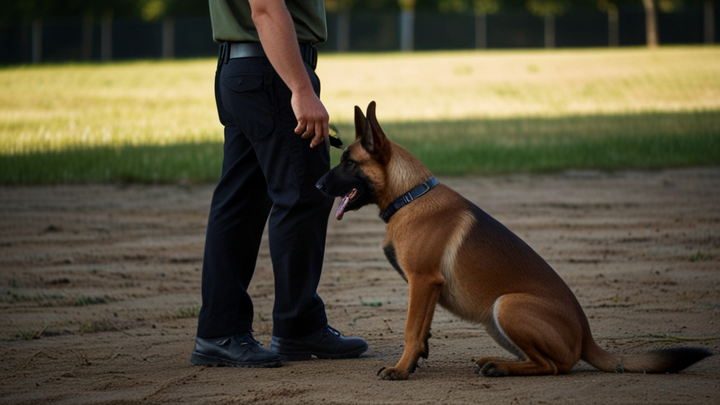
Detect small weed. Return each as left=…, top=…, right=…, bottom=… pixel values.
left=14, top=328, right=45, bottom=340
left=170, top=305, right=201, bottom=319
left=360, top=300, right=383, bottom=307
left=78, top=320, right=119, bottom=334
left=73, top=295, right=110, bottom=306
left=689, top=251, right=714, bottom=262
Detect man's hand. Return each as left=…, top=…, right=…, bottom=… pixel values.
left=249, top=0, right=329, bottom=148
left=292, top=88, right=329, bottom=148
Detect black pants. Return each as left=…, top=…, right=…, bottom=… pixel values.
left=196, top=50, right=332, bottom=339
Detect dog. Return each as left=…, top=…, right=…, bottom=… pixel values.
left=315, top=101, right=712, bottom=380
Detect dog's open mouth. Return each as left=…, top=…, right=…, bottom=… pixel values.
left=335, top=188, right=358, bottom=220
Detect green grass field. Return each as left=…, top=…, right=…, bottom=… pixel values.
left=1, top=47, right=719, bottom=183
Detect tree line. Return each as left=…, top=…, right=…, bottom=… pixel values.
left=1, top=0, right=715, bottom=62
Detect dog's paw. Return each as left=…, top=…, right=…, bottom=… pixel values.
left=475, top=361, right=506, bottom=377
left=377, top=366, right=409, bottom=381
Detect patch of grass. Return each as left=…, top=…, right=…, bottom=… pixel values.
left=689, top=251, right=714, bottom=262
left=78, top=319, right=121, bottom=334
left=14, top=328, right=46, bottom=341
left=2, top=110, right=718, bottom=183
left=338, top=110, right=720, bottom=175
left=163, top=305, right=201, bottom=320
left=1, top=291, right=65, bottom=305
left=73, top=295, right=112, bottom=306
left=360, top=300, right=383, bottom=307
left=1, top=47, right=718, bottom=183
left=0, top=290, right=114, bottom=307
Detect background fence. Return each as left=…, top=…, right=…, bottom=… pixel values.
left=0, top=5, right=717, bottom=64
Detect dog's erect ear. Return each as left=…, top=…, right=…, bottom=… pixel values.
left=354, top=105, right=367, bottom=140
left=365, top=101, right=390, bottom=163
left=354, top=105, right=374, bottom=150
left=355, top=105, right=375, bottom=153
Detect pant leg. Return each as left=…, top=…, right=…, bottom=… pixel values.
left=196, top=56, right=273, bottom=338
left=201, top=55, right=332, bottom=339
left=263, top=63, right=333, bottom=338
left=216, top=57, right=332, bottom=338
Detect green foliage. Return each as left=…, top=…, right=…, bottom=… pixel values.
left=474, top=0, right=502, bottom=14
left=526, top=0, right=571, bottom=17
left=141, top=0, right=167, bottom=21
left=658, top=0, right=684, bottom=12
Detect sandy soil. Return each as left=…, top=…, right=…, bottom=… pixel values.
left=1, top=169, right=719, bottom=404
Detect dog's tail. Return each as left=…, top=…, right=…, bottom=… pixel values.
left=581, top=336, right=712, bottom=373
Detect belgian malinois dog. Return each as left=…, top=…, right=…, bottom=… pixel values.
left=315, top=101, right=712, bottom=380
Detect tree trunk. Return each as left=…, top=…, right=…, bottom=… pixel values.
left=544, top=15, right=555, bottom=49
left=162, top=17, right=175, bottom=59
left=607, top=4, right=619, bottom=47
left=31, top=19, right=42, bottom=64
left=82, top=14, right=94, bottom=60
left=642, top=0, right=659, bottom=48
left=336, top=9, right=350, bottom=52
left=399, top=9, right=414, bottom=51
left=101, top=12, right=113, bottom=61
left=475, top=12, right=487, bottom=49
left=705, top=0, right=715, bottom=45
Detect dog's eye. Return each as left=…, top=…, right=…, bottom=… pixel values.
left=344, top=160, right=357, bottom=169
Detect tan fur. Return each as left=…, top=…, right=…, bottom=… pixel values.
left=340, top=102, right=711, bottom=380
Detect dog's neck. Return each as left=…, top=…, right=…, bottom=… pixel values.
left=377, top=145, right=433, bottom=211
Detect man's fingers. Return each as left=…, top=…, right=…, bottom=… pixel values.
left=301, top=122, right=314, bottom=139
left=310, top=131, right=325, bottom=148
left=294, top=118, right=306, bottom=135
left=312, top=120, right=329, bottom=148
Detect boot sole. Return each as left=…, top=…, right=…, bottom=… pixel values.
left=190, top=352, right=283, bottom=368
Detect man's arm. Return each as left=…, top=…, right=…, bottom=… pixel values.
left=249, top=0, right=328, bottom=148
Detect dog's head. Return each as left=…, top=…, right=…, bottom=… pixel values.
left=315, top=101, right=393, bottom=220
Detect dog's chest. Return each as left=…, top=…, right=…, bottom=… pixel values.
left=383, top=243, right=407, bottom=282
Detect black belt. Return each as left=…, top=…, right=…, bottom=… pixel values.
left=223, top=42, right=317, bottom=70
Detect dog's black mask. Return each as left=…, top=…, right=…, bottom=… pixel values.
left=316, top=102, right=389, bottom=220
left=315, top=151, right=376, bottom=220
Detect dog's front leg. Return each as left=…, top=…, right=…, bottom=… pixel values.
left=378, top=273, right=443, bottom=380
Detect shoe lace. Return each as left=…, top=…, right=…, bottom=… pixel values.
left=239, top=333, right=262, bottom=347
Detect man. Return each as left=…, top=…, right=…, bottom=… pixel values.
left=191, top=0, right=368, bottom=368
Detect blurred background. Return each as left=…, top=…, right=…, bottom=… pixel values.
left=1, top=0, right=716, bottom=64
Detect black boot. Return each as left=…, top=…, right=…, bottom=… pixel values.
left=191, top=333, right=283, bottom=368
left=271, top=326, right=368, bottom=360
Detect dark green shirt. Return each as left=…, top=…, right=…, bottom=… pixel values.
left=209, top=0, right=327, bottom=44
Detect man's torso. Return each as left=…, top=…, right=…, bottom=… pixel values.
left=209, top=0, right=327, bottom=43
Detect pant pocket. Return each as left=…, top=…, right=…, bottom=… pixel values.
left=220, top=72, right=275, bottom=141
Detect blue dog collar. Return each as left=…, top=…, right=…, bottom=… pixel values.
left=379, top=177, right=439, bottom=223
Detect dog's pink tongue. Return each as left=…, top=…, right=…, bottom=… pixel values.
left=335, top=195, right=350, bottom=220
left=335, top=188, right=357, bottom=221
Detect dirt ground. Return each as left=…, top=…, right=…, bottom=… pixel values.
left=1, top=169, right=719, bottom=404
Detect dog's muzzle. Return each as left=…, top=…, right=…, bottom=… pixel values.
left=315, top=172, right=330, bottom=196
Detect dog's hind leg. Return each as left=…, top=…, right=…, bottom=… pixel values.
left=476, top=293, right=583, bottom=377
left=378, top=273, right=443, bottom=380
